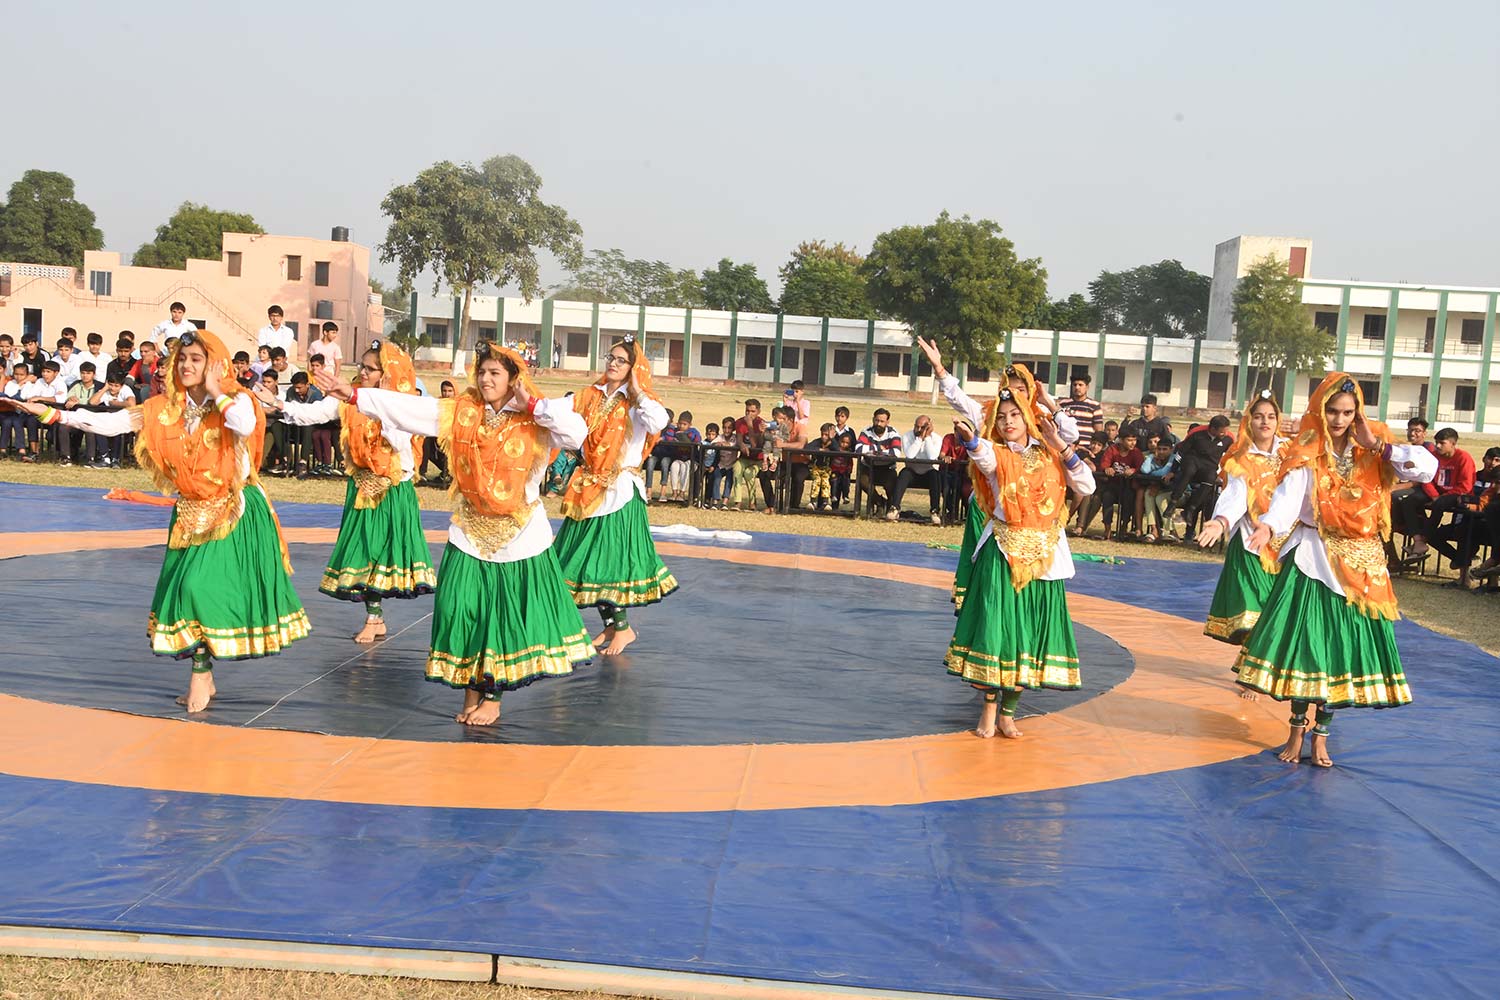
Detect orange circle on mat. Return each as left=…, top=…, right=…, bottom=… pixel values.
left=0, top=529, right=1289, bottom=811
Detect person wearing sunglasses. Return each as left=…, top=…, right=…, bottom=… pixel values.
left=7, top=329, right=309, bottom=713
left=260, top=339, right=436, bottom=644
left=317, top=341, right=590, bottom=728
left=552, top=335, right=679, bottom=656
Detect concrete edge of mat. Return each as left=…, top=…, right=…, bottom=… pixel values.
left=0, top=924, right=989, bottom=999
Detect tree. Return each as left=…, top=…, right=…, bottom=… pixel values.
left=1232, top=254, right=1330, bottom=395
left=552, top=248, right=703, bottom=307
left=380, top=155, right=583, bottom=375
left=778, top=240, right=873, bottom=318
left=1024, top=292, right=1100, bottom=331
left=863, top=212, right=1047, bottom=368
left=1087, top=259, right=1210, bottom=338
left=0, top=169, right=103, bottom=268
left=133, top=202, right=263, bottom=269
left=700, top=258, right=774, bottom=312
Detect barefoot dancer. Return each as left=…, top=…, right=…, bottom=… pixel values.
left=919, top=338, right=1096, bottom=739
left=1240, top=374, right=1435, bottom=767
left=259, top=340, right=435, bottom=643
left=1196, top=390, right=1290, bottom=700
left=553, top=335, right=678, bottom=656
left=8, top=330, right=309, bottom=712
left=316, top=343, right=591, bottom=726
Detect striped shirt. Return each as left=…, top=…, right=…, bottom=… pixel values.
left=1060, top=395, right=1104, bottom=444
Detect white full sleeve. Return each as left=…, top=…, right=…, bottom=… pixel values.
left=278, top=396, right=343, bottom=427
left=536, top=396, right=586, bottom=451
left=1388, top=443, right=1438, bottom=484
left=939, top=375, right=985, bottom=427
left=48, top=406, right=140, bottom=437
left=1259, top=467, right=1310, bottom=535
left=1212, top=474, right=1249, bottom=528
left=219, top=394, right=258, bottom=438
left=634, top=395, right=669, bottom=435
left=1063, top=453, right=1096, bottom=498
left=355, top=388, right=442, bottom=438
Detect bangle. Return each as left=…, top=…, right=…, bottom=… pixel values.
left=1064, top=453, right=1082, bottom=471
left=349, top=387, right=359, bottom=408
left=526, top=395, right=540, bottom=416
left=1381, top=443, right=1392, bottom=462
left=963, top=436, right=981, bottom=452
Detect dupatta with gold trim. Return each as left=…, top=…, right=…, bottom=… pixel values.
left=560, top=337, right=663, bottom=520
left=341, top=340, right=420, bottom=509
left=1221, top=389, right=1290, bottom=573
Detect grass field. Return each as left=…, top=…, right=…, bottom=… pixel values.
left=0, top=374, right=1494, bottom=998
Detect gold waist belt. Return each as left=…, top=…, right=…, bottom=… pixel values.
left=455, top=497, right=538, bottom=560
left=171, top=490, right=241, bottom=549
left=991, top=521, right=1058, bottom=566
left=1323, top=534, right=1386, bottom=573
left=351, top=465, right=394, bottom=510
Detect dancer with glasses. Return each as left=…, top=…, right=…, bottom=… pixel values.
left=258, top=339, right=435, bottom=643
left=316, top=342, right=590, bottom=727
left=553, top=335, right=678, bottom=656
left=4, top=330, right=308, bottom=713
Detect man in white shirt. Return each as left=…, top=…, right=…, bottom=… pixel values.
left=76, top=332, right=111, bottom=386
left=889, top=414, right=945, bottom=524
left=258, top=305, right=297, bottom=361
left=149, top=302, right=199, bottom=347
left=52, top=338, right=83, bottom=386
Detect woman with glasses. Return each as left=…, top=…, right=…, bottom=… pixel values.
left=552, top=335, right=678, bottom=656
left=316, top=342, right=591, bottom=727
left=7, top=329, right=309, bottom=713
left=257, top=340, right=435, bottom=643
left=1239, top=374, right=1435, bottom=767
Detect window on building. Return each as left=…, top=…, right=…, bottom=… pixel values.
left=284, top=320, right=298, bottom=337
left=1314, top=311, right=1338, bottom=335
left=1070, top=364, right=1090, bottom=383
left=781, top=346, right=800, bottom=370
left=1424, top=316, right=1437, bottom=351
left=967, top=364, right=990, bottom=382
left=1461, top=318, right=1485, bottom=346
left=1359, top=379, right=1380, bottom=405
left=286, top=255, right=302, bottom=281
left=226, top=252, right=242, bottom=277
left=1149, top=368, right=1173, bottom=393
left=426, top=324, right=448, bottom=347
left=744, top=343, right=769, bottom=369
left=1103, top=365, right=1126, bottom=391
left=314, top=261, right=330, bottom=287
left=699, top=341, right=725, bottom=367
left=1362, top=314, right=1386, bottom=340
left=1032, top=361, right=1051, bottom=384
left=876, top=352, right=901, bottom=378
left=478, top=326, right=496, bottom=343
left=566, top=332, right=589, bottom=357
left=1307, top=377, right=1322, bottom=399
left=900, top=354, right=932, bottom=377
left=832, top=349, right=858, bottom=375
left=88, top=270, right=112, bottom=296
left=1455, top=385, right=1478, bottom=412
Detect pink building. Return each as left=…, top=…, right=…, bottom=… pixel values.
left=0, top=228, right=384, bottom=361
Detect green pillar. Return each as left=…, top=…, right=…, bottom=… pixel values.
left=588, top=302, right=600, bottom=371
left=1281, top=367, right=1297, bottom=413
left=1094, top=331, right=1107, bottom=389
left=1475, top=293, right=1498, bottom=431
left=1334, top=286, right=1351, bottom=369
left=863, top=318, right=875, bottom=390
left=728, top=311, right=738, bottom=381
left=451, top=295, right=462, bottom=360
left=908, top=326, right=920, bottom=392
left=818, top=316, right=829, bottom=386
left=1426, top=291, right=1448, bottom=425
left=1378, top=289, right=1399, bottom=422
left=682, top=307, right=693, bottom=378
left=407, top=290, right=418, bottom=362
left=773, top=313, right=784, bottom=383
left=1004, top=329, right=1014, bottom=359
left=539, top=299, right=554, bottom=369
left=1235, top=344, right=1249, bottom=410
left=1188, top=337, right=1202, bottom=409
left=1141, top=334, right=1155, bottom=399
left=1049, top=329, right=1061, bottom=391
left=495, top=297, right=506, bottom=351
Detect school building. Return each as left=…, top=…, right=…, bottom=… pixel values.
left=407, top=234, right=1499, bottom=433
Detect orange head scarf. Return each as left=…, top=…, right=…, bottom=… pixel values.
left=1221, top=389, right=1289, bottom=572
left=968, top=384, right=1066, bottom=590
left=560, top=336, right=662, bottom=520
left=341, top=338, right=420, bottom=502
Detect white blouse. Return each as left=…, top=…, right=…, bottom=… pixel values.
left=1210, top=437, right=1288, bottom=545
left=280, top=395, right=415, bottom=482
left=568, top=383, right=670, bottom=518
left=51, top=393, right=258, bottom=481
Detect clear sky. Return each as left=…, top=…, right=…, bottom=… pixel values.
left=6, top=0, right=1497, bottom=298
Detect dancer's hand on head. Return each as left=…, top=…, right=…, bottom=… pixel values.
left=1037, top=416, right=1066, bottom=452
left=251, top=382, right=280, bottom=409
left=316, top=368, right=355, bottom=401
left=953, top=419, right=974, bottom=445
left=1035, top=384, right=1059, bottom=415
left=203, top=361, right=222, bottom=398
left=915, top=337, right=946, bottom=380
left=1245, top=522, right=1272, bottom=553
left=510, top=378, right=532, bottom=411
left=1197, top=518, right=1226, bottom=548
left=1352, top=413, right=1380, bottom=451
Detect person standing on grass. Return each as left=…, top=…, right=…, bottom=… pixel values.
left=1059, top=372, right=1104, bottom=445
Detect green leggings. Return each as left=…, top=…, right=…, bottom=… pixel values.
left=1291, top=700, right=1334, bottom=736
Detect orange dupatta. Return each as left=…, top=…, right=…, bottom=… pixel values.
left=560, top=337, right=663, bottom=520
left=341, top=340, right=420, bottom=509
left=1220, top=388, right=1289, bottom=573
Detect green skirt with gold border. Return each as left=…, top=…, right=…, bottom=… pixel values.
left=1232, top=559, right=1411, bottom=708
left=425, top=543, right=593, bottom=692
left=1204, top=531, right=1276, bottom=646
left=147, top=486, right=310, bottom=660
left=319, top=477, right=437, bottom=601
left=945, top=536, right=1081, bottom=692
left=952, top=501, right=983, bottom=615
left=553, top=493, right=678, bottom=607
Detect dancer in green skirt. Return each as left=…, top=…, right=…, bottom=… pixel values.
left=918, top=337, right=1096, bottom=739
left=258, top=339, right=435, bottom=643
left=1196, top=390, right=1290, bottom=700
left=554, top=335, right=678, bottom=656
left=1241, top=373, right=1435, bottom=767
left=9, top=329, right=309, bottom=713
left=316, top=343, right=591, bottom=727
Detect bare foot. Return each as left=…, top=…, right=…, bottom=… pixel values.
left=463, top=698, right=501, bottom=726
left=454, top=688, right=482, bottom=723
left=997, top=716, right=1023, bottom=739
left=1309, top=733, right=1333, bottom=768
left=592, top=625, right=616, bottom=649
left=1277, top=724, right=1307, bottom=763
left=974, top=698, right=998, bottom=739
left=353, top=618, right=387, bottom=644
left=602, top=625, right=637, bottom=656
left=1237, top=685, right=1259, bottom=702
left=179, top=671, right=217, bottom=713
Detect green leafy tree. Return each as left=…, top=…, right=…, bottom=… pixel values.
left=701, top=258, right=774, bottom=312
left=1232, top=254, right=1330, bottom=394
left=778, top=240, right=873, bottom=318
left=380, top=155, right=583, bottom=375
left=133, top=202, right=263, bottom=269
left=1087, top=259, right=1210, bottom=338
left=552, top=248, right=703, bottom=307
left=1025, top=292, right=1100, bottom=331
left=863, top=212, right=1047, bottom=368
left=0, top=169, right=103, bottom=268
